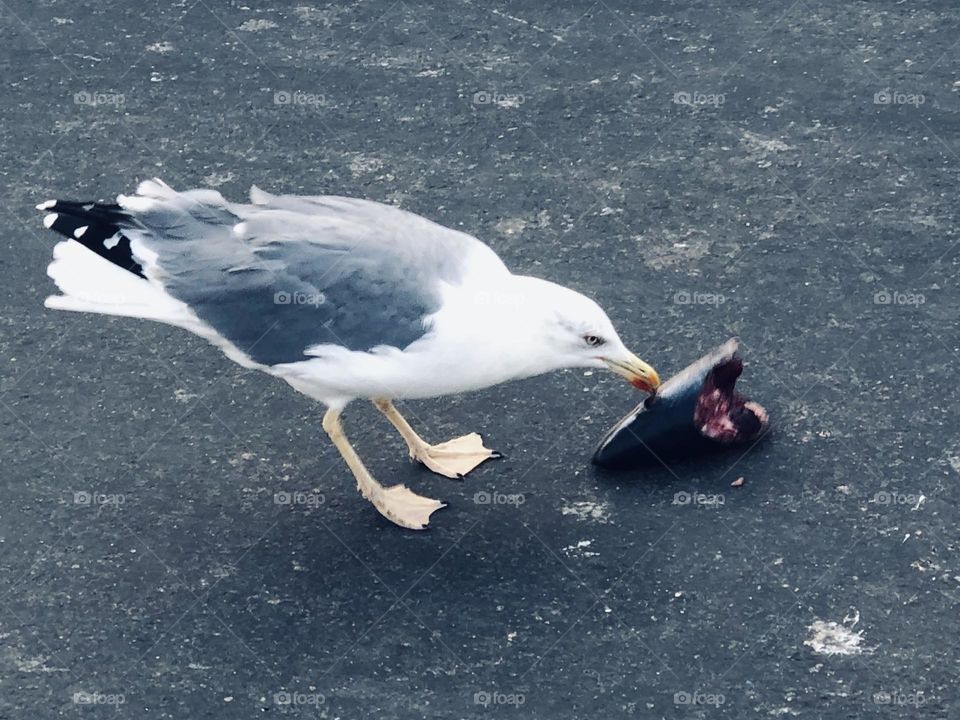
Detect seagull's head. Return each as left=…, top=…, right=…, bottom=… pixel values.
left=513, top=277, right=661, bottom=395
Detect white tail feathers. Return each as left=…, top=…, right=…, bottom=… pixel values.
left=45, top=240, right=187, bottom=323
left=45, top=239, right=264, bottom=370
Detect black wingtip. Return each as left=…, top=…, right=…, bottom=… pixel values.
left=37, top=199, right=146, bottom=279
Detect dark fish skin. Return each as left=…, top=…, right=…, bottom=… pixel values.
left=592, top=339, right=767, bottom=468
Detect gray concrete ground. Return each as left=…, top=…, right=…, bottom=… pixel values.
left=2, top=1, right=959, bottom=718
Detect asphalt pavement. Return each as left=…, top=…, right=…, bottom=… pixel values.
left=2, top=1, right=959, bottom=718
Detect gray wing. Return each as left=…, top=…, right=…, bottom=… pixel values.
left=120, top=182, right=490, bottom=366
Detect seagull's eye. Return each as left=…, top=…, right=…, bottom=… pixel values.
left=583, top=334, right=605, bottom=347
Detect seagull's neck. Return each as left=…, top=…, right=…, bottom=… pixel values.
left=419, top=272, right=575, bottom=387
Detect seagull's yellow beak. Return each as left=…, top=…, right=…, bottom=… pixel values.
left=603, top=352, right=661, bottom=394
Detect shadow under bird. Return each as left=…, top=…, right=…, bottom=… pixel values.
left=37, top=179, right=660, bottom=529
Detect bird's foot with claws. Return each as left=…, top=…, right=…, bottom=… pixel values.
left=362, top=482, right=446, bottom=530
left=409, top=432, right=501, bottom=479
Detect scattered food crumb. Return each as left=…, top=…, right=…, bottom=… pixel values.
left=560, top=500, right=611, bottom=523
left=203, top=171, right=235, bottom=187
left=237, top=19, right=277, bottom=32
left=804, top=611, right=869, bottom=656
left=561, top=539, right=599, bottom=557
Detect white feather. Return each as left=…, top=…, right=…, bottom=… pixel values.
left=46, top=240, right=264, bottom=371
left=116, top=195, right=155, bottom=213
left=45, top=240, right=183, bottom=320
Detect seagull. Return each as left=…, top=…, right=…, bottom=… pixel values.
left=37, top=179, right=660, bottom=529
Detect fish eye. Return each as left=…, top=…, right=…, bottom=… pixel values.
left=583, top=334, right=605, bottom=347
